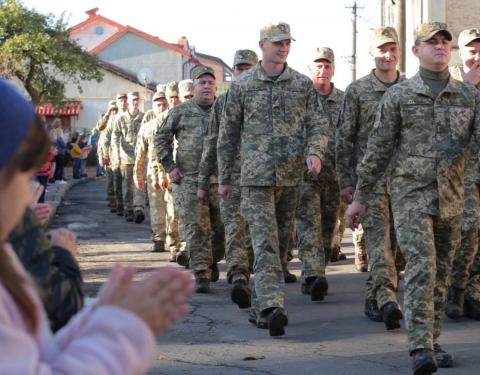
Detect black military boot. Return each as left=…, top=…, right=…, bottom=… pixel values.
left=365, top=299, right=383, bottom=322
left=210, top=262, right=219, bottom=282
left=433, top=343, right=454, bottom=368
left=380, top=301, right=403, bottom=330
left=464, top=297, right=480, bottom=320
left=116, top=206, right=124, bottom=216
left=176, top=251, right=189, bottom=267
left=411, top=349, right=437, bottom=375
left=301, top=276, right=328, bottom=301
left=284, top=269, right=297, bottom=283
left=445, top=287, right=465, bottom=320
left=134, top=210, right=145, bottom=224
left=231, top=279, right=251, bottom=308
left=261, top=307, right=288, bottom=337
left=125, top=210, right=134, bottom=222
left=195, top=277, right=210, bottom=294
left=152, top=240, right=165, bottom=253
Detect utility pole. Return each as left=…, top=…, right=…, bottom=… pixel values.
left=345, top=1, right=363, bottom=81
left=395, top=0, right=406, bottom=76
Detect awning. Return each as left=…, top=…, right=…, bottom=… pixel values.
left=36, top=101, right=81, bottom=116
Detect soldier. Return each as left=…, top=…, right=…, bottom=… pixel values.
left=156, top=66, right=225, bottom=293
left=446, top=28, right=480, bottom=321
left=217, top=22, right=328, bottom=336
left=143, top=85, right=168, bottom=125
left=293, top=47, right=344, bottom=300
left=347, top=22, right=480, bottom=373
left=96, top=100, right=118, bottom=209
left=178, top=79, right=194, bottom=102
left=112, top=91, right=144, bottom=222
left=197, top=49, right=257, bottom=309
left=336, top=27, right=403, bottom=327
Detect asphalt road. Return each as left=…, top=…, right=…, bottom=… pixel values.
left=51, top=178, right=480, bottom=375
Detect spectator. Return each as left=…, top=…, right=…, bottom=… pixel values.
left=89, top=128, right=104, bottom=177
left=50, top=119, right=67, bottom=184
left=78, top=133, right=91, bottom=178
left=68, top=132, right=82, bottom=179
left=34, top=143, right=57, bottom=203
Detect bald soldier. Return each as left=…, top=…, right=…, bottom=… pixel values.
left=197, top=49, right=257, bottom=309
left=347, top=22, right=480, bottom=373
left=156, top=66, right=225, bottom=293
left=218, top=22, right=328, bottom=336
left=446, top=28, right=480, bottom=321
left=336, top=27, right=404, bottom=328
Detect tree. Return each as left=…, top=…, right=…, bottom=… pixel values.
left=0, top=0, right=103, bottom=104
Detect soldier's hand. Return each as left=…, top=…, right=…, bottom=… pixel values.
left=218, top=184, right=233, bottom=200
left=346, top=201, right=366, bottom=230
left=103, top=157, right=110, bottom=167
left=136, top=179, right=144, bottom=190
left=462, top=62, right=480, bottom=86
left=340, top=186, right=354, bottom=204
left=48, top=228, right=78, bottom=256
left=306, top=155, right=322, bottom=177
left=161, top=177, right=170, bottom=190
left=196, top=188, right=209, bottom=204
left=169, top=167, right=183, bottom=183
left=33, top=203, right=51, bottom=225
left=152, top=178, right=161, bottom=191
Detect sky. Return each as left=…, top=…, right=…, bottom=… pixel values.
left=22, top=0, right=383, bottom=90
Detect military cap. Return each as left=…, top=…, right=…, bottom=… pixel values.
left=127, top=91, right=140, bottom=99
left=233, top=49, right=258, bottom=66
left=414, top=22, right=452, bottom=43
left=458, top=28, right=480, bottom=48
left=313, top=47, right=335, bottom=63
left=370, top=27, right=399, bottom=49
left=179, top=79, right=194, bottom=97
left=116, top=93, right=127, bottom=100
left=108, top=100, right=117, bottom=107
left=156, top=84, right=166, bottom=96
left=165, top=81, right=179, bottom=98
left=191, top=65, right=216, bottom=80
left=260, top=22, right=295, bottom=42
left=152, top=91, right=166, bottom=101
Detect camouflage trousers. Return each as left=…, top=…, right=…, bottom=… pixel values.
left=208, top=183, right=226, bottom=265
left=362, top=194, right=399, bottom=308
left=105, top=166, right=115, bottom=204
left=219, top=184, right=254, bottom=284
left=393, top=210, right=462, bottom=352
left=146, top=174, right=166, bottom=243
left=241, top=186, right=299, bottom=312
left=320, top=180, right=341, bottom=253
left=165, top=188, right=181, bottom=252
left=333, top=200, right=348, bottom=249
left=172, top=181, right=224, bottom=277
left=112, top=166, right=123, bottom=210
left=451, top=181, right=480, bottom=290
left=466, top=248, right=480, bottom=301
left=120, top=164, right=144, bottom=213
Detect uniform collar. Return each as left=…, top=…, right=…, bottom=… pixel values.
left=411, top=70, right=462, bottom=98
left=255, top=62, right=292, bottom=82
left=368, top=69, right=400, bottom=92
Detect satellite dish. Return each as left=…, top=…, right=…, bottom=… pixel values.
left=137, top=67, right=153, bottom=85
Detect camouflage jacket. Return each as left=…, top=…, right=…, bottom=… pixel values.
left=8, top=208, right=84, bottom=332
left=96, top=113, right=115, bottom=164
left=142, top=109, right=157, bottom=125
left=155, top=100, right=212, bottom=184
left=217, top=62, right=329, bottom=187
left=336, top=70, right=403, bottom=192
left=134, top=109, right=168, bottom=185
left=197, top=93, right=227, bottom=190
left=307, top=85, right=344, bottom=183
left=111, top=110, right=144, bottom=165
left=355, top=72, right=480, bottom=218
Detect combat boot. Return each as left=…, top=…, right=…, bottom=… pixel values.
left=231, top=279, right=251, bottom=308
left=248, top=309, right=268, bottom=329
left=176, top=251, right=189, bottom=267
left=364, top=299, right=383, bottom=322
left=411, top=349, right=437, bottom=375
left=301, top=276, right=328, bottom=301
left=464, top=297, right=480, bottom=320
left=380, top=301, right=403, bottom=330
left=262, top=307, right=288, bottom=337
left=210, top=262, right=219, bottom=282
left=125, top=210, right=134, bottom=222
left=284, top=269, right=297, bottom=283
left=445, top=287, right=464, bottom=320
left=152, top=240, right=165, bottom=253
left=134, top=210, right=145, bottom=224
left=355, top=248, right=368, bottom=272
left=116, top=206, right=124, bottom=216
left=110, top=206, right=117, bottom=213
left=196, top=278, right=210, bottom=293
left=433, top=343, right=454, bottom=368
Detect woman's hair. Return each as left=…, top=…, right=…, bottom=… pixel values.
left=0, top=115, right=50, bottom=332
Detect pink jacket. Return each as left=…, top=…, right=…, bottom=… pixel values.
left=0, top=245, right=156, bottom=375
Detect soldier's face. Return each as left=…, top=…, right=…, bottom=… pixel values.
left=460, top=40, right=480, bottom=70
left=310, top=60, right=334, bottom=85
left=117, top=97, right=128, bottom=111
left=154, top=98, right=168, bottom=112
left=193, top=75, right=216, bottom=105
left=413, top=33, right=451, bottom=70
left=129, top=97, right=139, bottom=112
left=259, top=39, right=291, bottom=64
left=168, top=96, right=180, bottom=107
left=233, top=64, right=253, bottom=79
left=371, top=42, right=399, bottom=72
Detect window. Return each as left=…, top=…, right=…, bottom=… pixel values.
left=95, top=25, right=104, bottom=35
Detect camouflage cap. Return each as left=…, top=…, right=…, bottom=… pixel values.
left=179, top=79, right=193, bottom=97
left=165, top=81, right=179, bottom=98
left=233, top=49, right=258, bottom=66
left=108, top=100, right=117, bottom=107
left=313, top=47, right=335, bottom=63
left=152, top=91, right=166, bottom=101
left=127, top=91, right=140, bottom=99
left=191, top=65, right=216, bottom=80
left=260, top=22, right=295, bottom=42
left=156, top=84, right=166, bottom=95
left=370, top=27, right=399, bottom=49
left=116, top=93, right=127, bottom=100
left=458, top=28, right=480, bottom=48
left=414, top=22, right=452, bottom=43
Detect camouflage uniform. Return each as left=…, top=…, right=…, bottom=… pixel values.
left=336, top=68, right=402, bottom=308
left=112, top=108, right=144, bottom=215
left=218, top=61, right=329, bottom=313
left=155, top=99, right=225, bottom=278
left=96, top=108, right=116, bottom=205
left=296, top=84, right=344, bottom=279
left=355, top=71, right=480, bottom=352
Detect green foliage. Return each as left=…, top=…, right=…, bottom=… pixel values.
left=0, top=0, right=103, bottom=104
